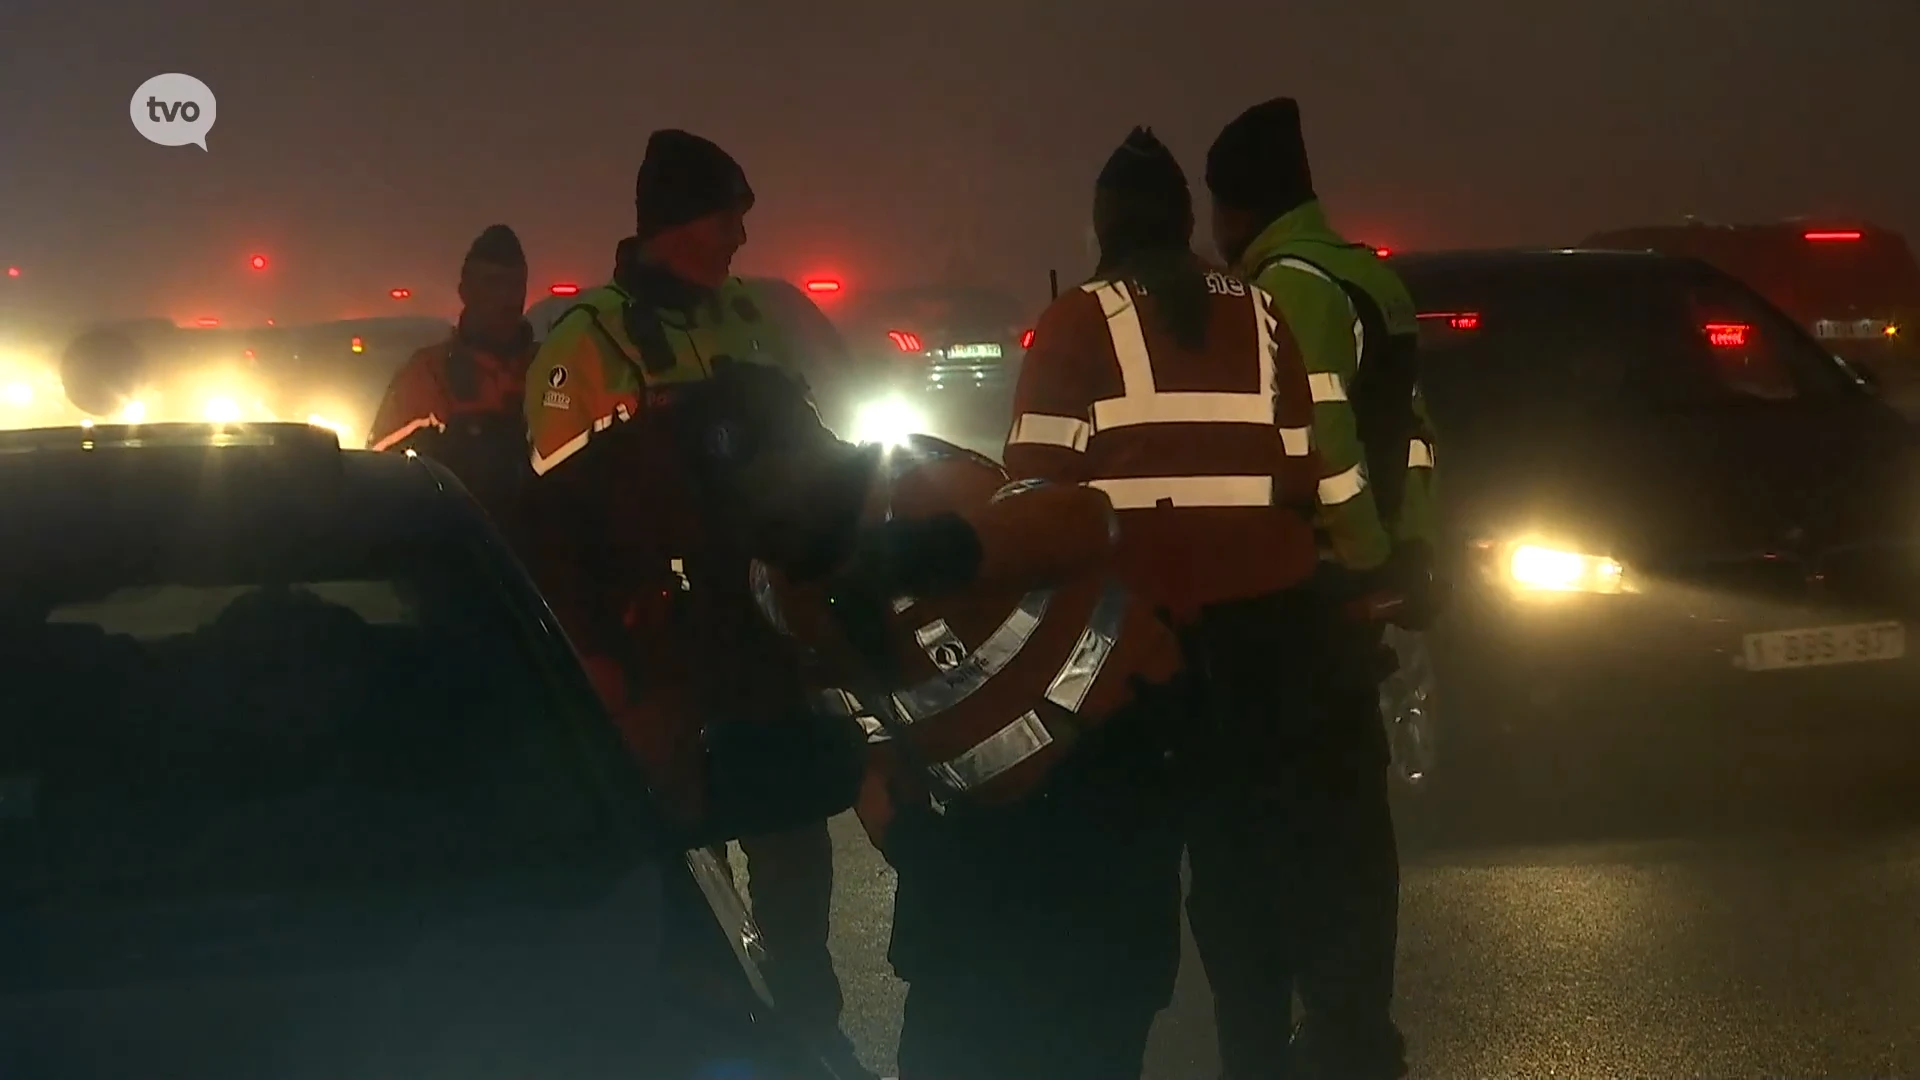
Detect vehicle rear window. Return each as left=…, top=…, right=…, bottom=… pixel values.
left=0, top=454, right=641, bottom=910
left=1401, top=259, right=1869, bottom=429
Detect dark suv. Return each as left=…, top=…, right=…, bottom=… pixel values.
left=0, top=423, right=844, bottom=1079
left=1391, top=250, right=1920, bottom=781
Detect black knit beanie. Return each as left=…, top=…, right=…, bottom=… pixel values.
left=635, top=129, right=755, bottom=241
left=1093, top=127, right=1192, bottom=266
left=464, top=224, right=526, bottom=268
left=1205, top=97, right=1316, bottom=213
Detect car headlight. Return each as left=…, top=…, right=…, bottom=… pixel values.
left=1506, top=542, right=1627, bottom=594
left=305, top=413, right=361, bottom=447
left=2, top=382, right=33, bottom=408
left=203, top=396, right=242, bottom=423
left=118, top=399, right=148, bottom=423
left=848, top=395, right=927, bottom=449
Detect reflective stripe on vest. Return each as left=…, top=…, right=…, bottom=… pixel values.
left=1409, top=436, right=1435, bottom=469
left=794, top=578, right=1131, bottom=794
left=1065, top=279, right=1311, bottom=514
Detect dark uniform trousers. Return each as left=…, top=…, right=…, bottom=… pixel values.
left=887, top=695, right=1188, bottom=1080
left=710, top=821, right=848, bottom=1049
left=1176, top=592, right=1407, bottom=1080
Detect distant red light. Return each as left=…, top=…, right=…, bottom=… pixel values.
left=249, top=254, right=268, bottom=270
left=1704, top=322, right=1750, bottom=347
left=1804, top=230, right=1862, bottom=242
left=1020, top=328, right=1036, bottom=349
left=550, top=283, right=580, bottom=296
left=389, top=287, right=412, bottom=300
left=888, top=330, right=924, bottom=352
left=5, top=266, right=18, bottom=278
left=242, top=348, right=256, bottom=360
left=1418, top=311, right=1479, bottom=330
left=805, top=278, right=842, bottom=294
left=1373, top=247, right=1393, bottom=258
left=195, top=317, right=220, bottom=327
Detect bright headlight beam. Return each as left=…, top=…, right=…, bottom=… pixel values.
left=119, top=400, right=148, bottom=423
left=849, top=395, right=927, bottom=449
left=2, top=382, right=32, bottom=408
left=204, top=397, right=242, bottom=423
left=1508, top=543, right=1625, bottom=594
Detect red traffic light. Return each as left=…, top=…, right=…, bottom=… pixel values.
left=549, top=283, right=580, bottom=296
left=389, top=288, right=412, bottom=300
left=248, top=254, right=268, bottom=271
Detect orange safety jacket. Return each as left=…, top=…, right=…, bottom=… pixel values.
left=749, top=437, right=1184, bottom=852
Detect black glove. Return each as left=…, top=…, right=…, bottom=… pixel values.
left=693, top=706, right=868, bottom=848
left=839, top=513, right=983, bottom=599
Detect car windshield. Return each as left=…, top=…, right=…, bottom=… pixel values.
left=0, top=450, right=645, bottom=911
left=1402, top=258, right=1872, bottom=429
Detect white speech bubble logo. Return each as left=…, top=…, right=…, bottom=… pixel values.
left=130, top=73, right=216, bottom=150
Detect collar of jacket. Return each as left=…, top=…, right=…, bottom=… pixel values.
left=614, top=257, right=716, bottom=315
left=1237, top=198, right=1342, bottom=276
left=453, top=315, right=533, bottom=363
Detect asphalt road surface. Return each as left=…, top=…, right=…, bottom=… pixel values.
left=728, top=766, right=1920, bottom=1079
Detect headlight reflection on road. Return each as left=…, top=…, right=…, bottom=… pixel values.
left=849, top=394, right=928, bottom=449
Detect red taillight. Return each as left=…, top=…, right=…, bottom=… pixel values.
left=195, top=317, right=220, bottom=327
left=888, top=330, right=924, bottom=352
left=248, top=254, right=268, bottom=271
left=350, top=336, right=365, bottom=353
left=242, top=348, right=255, bottom=360
left=805, top=278, right=842, bottom=294
left=1418, top=311, right=1479, bottom=330
left=1020, top=328, right=1036, bottom=349
left=1373, top=247, right=1393, bottom=258
left=389, top=287, right=411, bottom=299
left=550, top=283, right=580, bottom=296
left=1804, top=230, right=1862, bottom=242
left=1704, top=322, right=1750, bottom=347
left=5, top=266, right=18, bottom=278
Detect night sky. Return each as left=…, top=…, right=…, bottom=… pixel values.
left=1, top=0, right=1915, bottom=330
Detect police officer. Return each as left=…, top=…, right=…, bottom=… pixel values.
left=367, top=224, right=537, bottom=535
left=1199, top=97, right=1446, bottom=1079
left=518, top=130, right=869, bottom=1080
left=658, top=360, right=1188, bottom=1080
left=1005, top=126, right=1407, bottom=1080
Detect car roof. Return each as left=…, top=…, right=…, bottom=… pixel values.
left=0, top=424, right=473, bottom=525
left=1390, top=247, right=1675, bottom=273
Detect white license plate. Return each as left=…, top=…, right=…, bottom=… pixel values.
left=947, top=342, right=1002, bottom=360
left=1740, top=621, right=1905, bottom=671
left=1813, top=318, right=1894, bottom=341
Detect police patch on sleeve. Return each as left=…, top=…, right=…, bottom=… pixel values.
left=546, top=366, right=568, bottom=389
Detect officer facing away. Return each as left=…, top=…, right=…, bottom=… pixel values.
left=1199, top=96, right=1445, bottom=1080
left=366, top=224, right=536, bottom=539
left=1004, top=126, right=1403, bottom=1080
left=517, top=130, right=870, bottom=1080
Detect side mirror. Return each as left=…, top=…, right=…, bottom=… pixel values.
left=688, top=708, right=867, bottom=850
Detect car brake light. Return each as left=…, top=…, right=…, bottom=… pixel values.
left=195, top=317, right=220, bottom=327
left=550, top=283, right=580, bottom=296
left=351, top=336, right=364, bottom=353
left=888, top=330, right=924, bottom=352
left=1804, top=230, right=1862, bottom=242
left=5, top=267, right=18, bottom=278
left=1020, top=328, right=1036, bottom=349
left=805, top=278, right=842, bottom=294
left=389, top=287, right=411, bottom=299
left=1373, top=247, right=1392, bottom=258
left=1704, top=322, right=1750, bottom=347
left=249, top=254, right=268, bottom=271
left=1418, top=312, right=1479, bottom=330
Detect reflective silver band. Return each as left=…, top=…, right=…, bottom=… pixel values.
left=928, top=710, right=1054, bottom=792
left=914, top=618, right=969, bottom=672
left=891, top=589, right=1052, bottom=723
left=1041, top=578, right=1129, bottom=713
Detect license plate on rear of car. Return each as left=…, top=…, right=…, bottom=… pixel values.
left=947, top=342, right=1002, bottom=360
left=1740, top=621, right=1905, bottom=671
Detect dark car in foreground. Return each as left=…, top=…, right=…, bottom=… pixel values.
left=0, top=423, right=840, bottom=1079
left=1390, top=250, right=1920, bottom=788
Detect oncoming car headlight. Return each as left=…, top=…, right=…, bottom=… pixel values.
left=848, top=394, right=927, bottom=449
left=1505, top=542, right=1627, bottom=595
